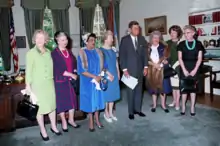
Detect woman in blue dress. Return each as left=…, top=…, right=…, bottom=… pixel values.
left=77, top=33, right=105, bottom=132
left=100, top=30, right=120, bottom=123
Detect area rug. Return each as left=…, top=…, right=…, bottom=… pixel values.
left=0, top=91, right=220, bottom=146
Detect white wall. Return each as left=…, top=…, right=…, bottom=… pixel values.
left=120, top=0, right=220, bottom=95
left=12, top=0, right=80, bottom=66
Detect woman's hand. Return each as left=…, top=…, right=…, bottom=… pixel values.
left=94, top=76, right=101, bottom=83
left=183, top=69, right=189, bottom=77
left=118, top=72, right=120, bottom=80
left=154, top=63, right=161, bottom=70
left=108, top=73, right=114, bottom=82
left=71, top=74, right=78, bottom=80
left=189, top=69, right=197, bottom=77
left=162, top=60, right=168, bottom=64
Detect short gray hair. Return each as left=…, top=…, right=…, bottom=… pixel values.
left=32, top=29, right=49, bottom=44
left=148, top=30, right=163, bottom=44
left=183, top=25, right=196, bottom=32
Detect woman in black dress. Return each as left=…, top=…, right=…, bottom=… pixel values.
left=177, top=25, right=203, bottom=116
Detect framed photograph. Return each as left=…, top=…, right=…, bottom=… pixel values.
left=144, top=15, right=167, bottom=36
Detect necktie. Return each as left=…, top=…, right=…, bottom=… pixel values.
left=134, top=37, right=138, bottom=50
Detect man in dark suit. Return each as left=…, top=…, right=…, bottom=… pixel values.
left=119, top=21, right=148, bottom=120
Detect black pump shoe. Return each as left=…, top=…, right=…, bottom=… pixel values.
left=190, top=112, right=196, bottom=116
left=50, top=128, right=62, bottom=136
left=62, top=128, right=68, bottom=132
left=40, top=132, right=49, bottom=141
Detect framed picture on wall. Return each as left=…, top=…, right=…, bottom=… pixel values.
left=144, top=15, right=167, bottom=36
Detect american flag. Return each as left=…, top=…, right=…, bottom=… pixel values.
left=10, top=8, right=19, bottom=73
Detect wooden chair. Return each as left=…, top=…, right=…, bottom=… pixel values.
left=210, top=70, right=220, bottom=102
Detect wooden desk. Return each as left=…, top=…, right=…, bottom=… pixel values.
left=0, top=82, right=86, bottom=133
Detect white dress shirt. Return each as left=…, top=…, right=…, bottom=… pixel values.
left=130, top=34, right=137, bottom=49
left=150, top=44, right=163, bottom=67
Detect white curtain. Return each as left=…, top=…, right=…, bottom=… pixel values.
left=189, top=0, right=220, bottom=13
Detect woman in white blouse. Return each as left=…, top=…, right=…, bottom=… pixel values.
left=146, top=31, right=172, bottom=113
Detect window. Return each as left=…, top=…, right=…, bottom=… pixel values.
left=43, top=7, right=56, bottom=51
left=93, top=4, right=106, bottom=48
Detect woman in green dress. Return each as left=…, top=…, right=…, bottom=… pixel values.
left=25, top=29, right=61, bottom=141
left=166, top=25, right=183, bottom=110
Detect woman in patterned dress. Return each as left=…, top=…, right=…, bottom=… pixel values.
left=51, top=31, right=80, bottom=132
left=25, top=29, right=61, bottom=141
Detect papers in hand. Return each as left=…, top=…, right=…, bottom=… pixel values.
left=21, top=89, right=38, bottom=104
left=91, top=79, right=101, bottom=90
left=121, top=75, right=138, bottom=90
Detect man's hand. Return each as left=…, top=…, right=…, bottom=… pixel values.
left=123, top=70, right=130, bottom=78
left=143, top=68, right=148, bottom=76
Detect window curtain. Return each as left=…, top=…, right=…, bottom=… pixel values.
left=21, top=0, right=45, bottom=48
left=79, top=7, right=95, bottom=47
left=101, top=6, right=108, bottom=29
left=80, top=8, right=95, bottom=33
left=101, top=1, right=120, bottom=36
left=47, top=0, right=70, bottom=34
left=23, top=9, right=44, bottom=48
left=114, top=2, right=120, bottom=37
left=0, top=8, right=11, bottom=70
left=51, top=9, right=70, bottom=34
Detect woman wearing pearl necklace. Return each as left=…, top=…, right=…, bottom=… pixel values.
left=51, top=31, right=80, bottom=132
left=177, top=25, right=203, bottom=116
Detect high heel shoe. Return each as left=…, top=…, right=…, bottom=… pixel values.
left=62, top=128, right=68, bottom=132
left=161, top=106, right=169, bottom=113
left=151, top=108, right=156, bottom=112
left=40, top=132, right=49, bottom=141
left=68, top=122, right=80, bottom=128
left=180, top=112, right=185, bottom=115
left=96, top=124, right=104, bottom=129
left=89, top=128, right=95, bottom=132
left=50, top=128, right=62, bottom=136
left=190, top=112, right=196, bottom=116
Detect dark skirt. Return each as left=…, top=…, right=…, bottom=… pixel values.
left=179, top=64, right=199, bottom=94
left=54, top=80, right=77, bottom=113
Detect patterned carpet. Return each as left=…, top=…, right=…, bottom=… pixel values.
left=1, top=90, right=220, bottom=146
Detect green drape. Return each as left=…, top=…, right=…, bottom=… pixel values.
left=23, top=8, right=44, bottom=48
left=0, top=8, right=11, bottom=70
left=101, top=6, right=108, bottom=29
left=114, top=2, right=120, bottom=37
left=47, top=0, right=70, bottom=34
left=80, top=7, right=95, bottom=33
left=51, top=9, right=70, bottom=34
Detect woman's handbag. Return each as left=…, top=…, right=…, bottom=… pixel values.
left=179, top=76, right=197, bottom=93
left=17, top=94, right=39, bottom=121
left=70, top=75, right=80, bottom=95
left=100, top=76, right=108, bottom=91
left=163, top=66, right=177, bottom=79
